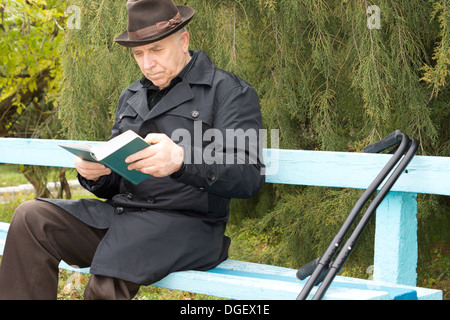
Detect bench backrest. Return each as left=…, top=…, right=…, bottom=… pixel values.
left=0, top=137, right=449, bottom=286
left=0, top=138, right=448, bottom=195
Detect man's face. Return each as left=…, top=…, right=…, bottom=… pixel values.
left=131, top=31, right=190, bottom=89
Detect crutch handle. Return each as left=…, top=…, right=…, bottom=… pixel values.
left=363, top=130, right=404, bottom=154
left=296, top=258, right=329, bottom=286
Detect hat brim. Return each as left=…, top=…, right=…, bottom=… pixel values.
left=115, top=5, right=195, bottom=47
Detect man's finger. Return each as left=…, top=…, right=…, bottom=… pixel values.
left=125, top=145, right=155, bottom=164
left=144, top=133, right=165, bottom=145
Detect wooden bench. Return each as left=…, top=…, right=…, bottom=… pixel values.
left=0, top=137, right=448, bottom=300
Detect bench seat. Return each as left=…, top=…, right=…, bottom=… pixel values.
left=0, top=222, right=441, bottom=300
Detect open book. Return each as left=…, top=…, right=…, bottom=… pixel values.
left=60, top=130, right=150, bottom=185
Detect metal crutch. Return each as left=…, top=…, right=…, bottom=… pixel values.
left=296, top=130, right=418, bottom=300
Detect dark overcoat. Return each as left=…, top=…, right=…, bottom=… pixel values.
left=41, top=50, right=265, bottom=285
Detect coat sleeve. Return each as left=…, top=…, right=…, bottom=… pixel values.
left=171, top=84, right=265, bottom=199
left=77, top=172, right=122, bottom=200
left=77, top=91, right=130, bottom=199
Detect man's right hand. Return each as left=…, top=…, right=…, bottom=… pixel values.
left=74, top=156, right=112, bottom=181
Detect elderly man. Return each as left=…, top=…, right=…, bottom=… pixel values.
left=0, top=0, right=264, bottom=300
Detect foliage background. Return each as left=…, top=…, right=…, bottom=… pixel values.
left=0, top=0, right=65, bottom=138
left=56, top=0, right=449, bottom=279
left=1, top=0, right=448, bottom=284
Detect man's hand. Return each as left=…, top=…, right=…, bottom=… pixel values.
left=75, top=156, right=112, bottom=181
left=125, top=133, right=184, bottom=177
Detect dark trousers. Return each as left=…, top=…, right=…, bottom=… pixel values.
left=0, top=200, right=140, bottom=300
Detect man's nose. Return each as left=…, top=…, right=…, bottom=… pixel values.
left=143, top=52, right=157, bottom=70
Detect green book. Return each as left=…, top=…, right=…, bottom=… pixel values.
left=60, top=130, right=151, bottom=185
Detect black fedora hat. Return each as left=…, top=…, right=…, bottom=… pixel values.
left=115, top=0, right=195, bottom=47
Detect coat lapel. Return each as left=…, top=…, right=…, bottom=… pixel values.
left=145, top=80, right=194, bottom=120
left=127, top=87, right=149, bottom=120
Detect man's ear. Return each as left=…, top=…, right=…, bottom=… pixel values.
left=180, top=30, right=190, bottom=53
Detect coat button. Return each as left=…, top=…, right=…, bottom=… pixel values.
left=207, top=171, right=216, bottom=181
left=115, top=207, right=124, bottom=214
left=191, top=110, right=199, bottom=118
left=126, top=193, right=133, bottom=199
left=147, top=196, right=156, bottom=204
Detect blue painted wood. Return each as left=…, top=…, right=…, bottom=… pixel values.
left=0, top=138, right=103, bottom=168
left=194, top=260, right=440, bottom=300
left=151, top=264, right=392, bottom=300
left=0, top=222, right=8, bottom=258
left=264, top=148, right=450, bottom=195
left=1, top=138, right=449, bottom=195
left=373, top=192, right=418, bottom=286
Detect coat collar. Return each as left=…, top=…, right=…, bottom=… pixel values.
left=183, top=50, right=215, bottom=86
left=126, top=50, right=215, bottom=120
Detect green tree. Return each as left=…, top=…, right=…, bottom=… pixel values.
left=0, top=0, right=65, bottom=137
left=58, top=0, right=140, bottom=140
left=0, top=0, right=70, bottom=197
left=58, top=0, right=449, bottom=276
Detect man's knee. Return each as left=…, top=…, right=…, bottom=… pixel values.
left=11, top=200, right=39, bottom=227
left=10, top=200, right=61, bottom=234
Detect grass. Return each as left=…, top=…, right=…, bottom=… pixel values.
left=0, top=164, right=448, bottom=300
left=0, top=164, right=28, bottom=187
left=0, top=164, right=78, bottom=189
left=420, top=245, right=450, bottom=300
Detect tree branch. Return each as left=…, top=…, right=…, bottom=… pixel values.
left=0, top=67, right=52, bottom=136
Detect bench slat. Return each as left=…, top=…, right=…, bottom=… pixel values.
left=152, top=267, right=391, bottom=300
left=196, top=260, right=441, bottom=300
left=1, top=138, right=448, bottom=195
left=265, top=149, right=450, bottom=195
left=0, top=138, right=102, bottom=168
